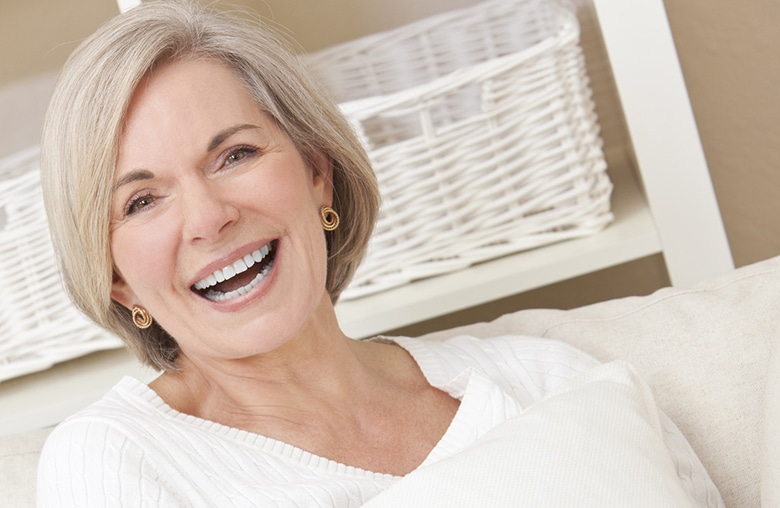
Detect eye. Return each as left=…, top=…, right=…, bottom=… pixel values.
left=223, top=146, right=258, bottom=167
left=124, top=193, right=156, bottom=216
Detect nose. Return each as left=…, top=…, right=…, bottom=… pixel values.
left=180, top=177, right=239, bottom=243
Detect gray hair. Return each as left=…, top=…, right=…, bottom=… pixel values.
left=40, top=0, right=379, bottom=371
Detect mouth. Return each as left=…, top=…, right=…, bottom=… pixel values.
left=192, top=241, right=277, bottom=302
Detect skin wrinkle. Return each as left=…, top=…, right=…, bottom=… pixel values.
left=206, top=124, right=260, bottom=153
left=112, top=121, right=263, bottom=202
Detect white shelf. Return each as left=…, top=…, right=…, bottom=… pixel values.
left=337, top=158, right=661, bottom=338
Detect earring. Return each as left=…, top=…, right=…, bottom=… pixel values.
left=320, top=206, right=339, bottom=231
left=131, top=305, right=153, bottom=329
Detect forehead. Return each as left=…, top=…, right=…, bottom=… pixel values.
left=117, top=58, right=267, bottom=163
left=140, top=56, right=252, bottom=97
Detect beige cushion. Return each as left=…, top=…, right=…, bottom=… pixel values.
left=422, top=255, right=780, bottom=508
left=0, top=426, right=51, bottom=507
left=763, top=327, right=780, bottom=505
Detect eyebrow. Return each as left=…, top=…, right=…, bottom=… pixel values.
left=113, top=169, right=154, bottom=192
left=113, top=123, right=262, bottom=192
left=207, top=123, right=261, bottom=152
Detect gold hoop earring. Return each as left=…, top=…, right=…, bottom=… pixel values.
left=131, top=305, right=153, bottom=329
left=320, top=206, right=339, bottom=231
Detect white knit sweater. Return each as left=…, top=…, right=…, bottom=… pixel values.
left=37, top=335, right=719, bottom=507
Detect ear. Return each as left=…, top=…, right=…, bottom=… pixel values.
left=310, top=150, right=334, bottom=206
left=111, top=271, right=138, bottom=310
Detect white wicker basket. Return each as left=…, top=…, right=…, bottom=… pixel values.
left=305, top=0, right=613, bottom=300
left=0, top=147, right=121, bottom=382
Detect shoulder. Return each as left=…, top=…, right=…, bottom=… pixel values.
left=392, top=334, right=600, bottom=400
left=37, top=378, right=182, bottom=506
left=38, top=378, right=156, bottom=471
left=39, top=375, right=180, bottom=454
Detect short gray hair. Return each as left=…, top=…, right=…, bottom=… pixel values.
left=41, top=0, right=379, bottom=371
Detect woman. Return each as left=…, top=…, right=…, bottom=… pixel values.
left=37, top=2, right=722, bottom=506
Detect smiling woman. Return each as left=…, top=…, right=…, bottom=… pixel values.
left=40, top=0, right=379, bottom=372
left=35, top=1, right=724, bottom=506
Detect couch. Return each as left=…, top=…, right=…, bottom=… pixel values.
left=3, top=255, right=779, bottom=506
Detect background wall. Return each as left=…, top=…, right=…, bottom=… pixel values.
left=1, top=0, right=777, bottom=334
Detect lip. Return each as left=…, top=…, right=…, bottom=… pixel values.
left=189, top=239, right=280, bottom=311
left=188, top=239, right=276, bottom=290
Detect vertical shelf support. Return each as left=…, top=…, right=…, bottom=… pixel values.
left=592, top=0, right=734, bottom=286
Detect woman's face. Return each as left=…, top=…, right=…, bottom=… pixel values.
left=110, top=58, right=333, bottom=362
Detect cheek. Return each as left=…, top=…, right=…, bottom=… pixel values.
left=111, top=222, right=176, bottom=291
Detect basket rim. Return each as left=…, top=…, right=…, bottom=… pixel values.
left=305, top=0, right=576, bottom=61
left=338, top=27, right=580, bottom=120
left=309, top=0, right=580, bottom=117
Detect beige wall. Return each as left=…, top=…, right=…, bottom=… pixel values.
left=664, top=0, right=780, bottom=267
left=1, top=0, right=777, bottom=334
left=0, top=0, right=118, bottom=84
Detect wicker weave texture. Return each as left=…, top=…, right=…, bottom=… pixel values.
left=305, top=0, right=613, bottom=300
left=0, top=148, right=121, bottom=382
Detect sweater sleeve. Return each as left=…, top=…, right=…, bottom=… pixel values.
left=657, top=407, right=725, bottom=507
left=37, top=418, right=184, bottom=507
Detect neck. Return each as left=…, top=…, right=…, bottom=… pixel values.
left=147, top=300, right=458, bottom=476
left=150, top=296, right=393, bottom=430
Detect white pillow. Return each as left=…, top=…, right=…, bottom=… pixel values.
left=365, top=361, right=697, bottom=507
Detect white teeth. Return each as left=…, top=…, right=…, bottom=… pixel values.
left=193, top=244, right=273, bottom=292
left=203, top=259, right=274, bottom=302
left=254, top=244, right=269, bottom=261
left=222, top=265, right=236, bottom=279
